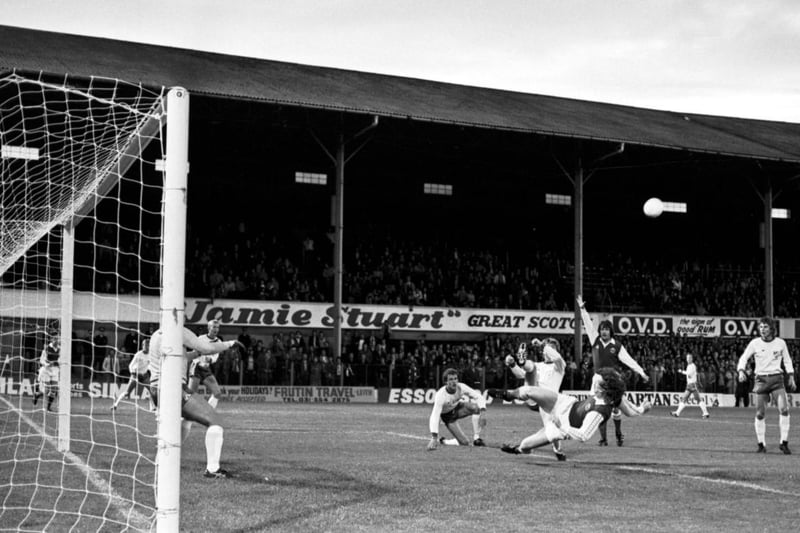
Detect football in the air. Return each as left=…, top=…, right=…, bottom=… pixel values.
left=643, top=197, right=664, bottom=218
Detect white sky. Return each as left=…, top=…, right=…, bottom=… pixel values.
left=4, top=0, right=800, bottom=122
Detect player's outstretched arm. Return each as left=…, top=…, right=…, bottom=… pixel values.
left=779, top=338, right=795, bottom=376
left=427, top=436, right=438, bottom=451
left=183, top=328, right=242, bottom=355
left=736, top=340, right=756, bottom=381
left=618, top=347, right=648, bottom=382
left=577, top=296, right=598, bottom=344
left=562, top=411, right=604, bottom=442
left=427, top=389, right=446, bottom=449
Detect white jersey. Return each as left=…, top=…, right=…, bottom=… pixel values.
left=510, top=344, right=565, bottom=405
left=37, top=364, right=59, bottom=385
left=195, top=334, right=223, bottom=367
left=684, top=362, right=698, bottom=385
left=148, top=327, right=236, bottom=386
left=428, top=382, right=486, bottom=434
left=128, top=350, right=149, bottom=375
left=737, top=337, right=793, bottom=376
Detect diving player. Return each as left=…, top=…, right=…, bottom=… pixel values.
left=491, top=367, right=628, bottom=453
left=503, top=338, right=567, bottom=459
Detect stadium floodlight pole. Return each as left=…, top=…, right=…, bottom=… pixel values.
left=156, top=87, right=190, bottom=533
left=748, top=168, right=776, bottom=319
left=57, top=221, right=75, bottom=452
left=573, top=156, right=584, bottom=373
left=763, top=177, right=774, bottom=318
left=333, top=134, right=345, bottom=363
left=310, top=116, right=378, bottom=364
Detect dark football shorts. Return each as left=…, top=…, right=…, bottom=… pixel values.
left=753, top=374, right=785, bottom=395
left=149, top=385, right=192, bottom=407
left=440, top=402, right=474, bottom=424
left=191, top=364, right=214, bottom=381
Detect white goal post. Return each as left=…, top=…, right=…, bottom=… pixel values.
left=0, top=71, right=188, bottom=532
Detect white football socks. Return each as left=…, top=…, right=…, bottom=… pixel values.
left=206, top=425, right=224, bottom=473
left=208, top=396, right=219, bottom=409
left=181, top=420, right=193, bottom=443
left=754, top=417, right=766, bottom=444
left=472, top=414, right=482, bottom=439
left=779, top=414, right=790, bottom=442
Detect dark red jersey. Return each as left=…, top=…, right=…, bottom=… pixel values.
left=568, top=395, right=614, bottom=427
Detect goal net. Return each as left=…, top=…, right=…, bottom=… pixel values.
left=0, top=72, right=188, bottom=532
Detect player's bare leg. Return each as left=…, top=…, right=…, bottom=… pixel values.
left=42, top=382, right=57, bottom=412
left=503, top=424, right=565, bottom=459
left=32, top=380, right=43, bottom=406
left=597, top=419, right=609, bottom=445
left=776, top=390, right=791, bottom=454
left=205, top=376, right=222, bottom=408
left=488, top=386, right=558, bottom=411
left=182, top=395, right=228, bottom=477
left=754, top=394, right=768, bottom=452
left=186, top=376, right=200, bottom=395
left=112, top=379, right=135, bottom=410
left=443, top=421, right=471, bottom=446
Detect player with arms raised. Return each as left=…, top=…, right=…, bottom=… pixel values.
left=578, top=296, right=651, bottom=446
left=186, top=319, right=225, bottom=408
left=149, top=326, right=243, bottom=477
left=737, top=317, right=795, bottom=454
left=426, top=368, right=488, bottom=450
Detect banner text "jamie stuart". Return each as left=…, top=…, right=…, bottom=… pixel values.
left=186, top=301, right=446, bottom=329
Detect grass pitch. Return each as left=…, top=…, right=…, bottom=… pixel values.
left=3, top=399, right=799, bottom=532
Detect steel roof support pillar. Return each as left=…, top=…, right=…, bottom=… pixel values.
left=311, top=116, right=379, bottom=369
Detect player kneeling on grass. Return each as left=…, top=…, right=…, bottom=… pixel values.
left=33, top=338, right=60, bottom=411
left=489, top=367, right=636, bottom=456
left=149, top=327, right=243, bottom=478
left=427, top=368, right=487, bottom=450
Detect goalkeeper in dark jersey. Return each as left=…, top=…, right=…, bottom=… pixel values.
left=578, top=296, right=651, bottom=446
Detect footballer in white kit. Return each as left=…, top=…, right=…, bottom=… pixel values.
left=736, top=317, right=795, bottom=454
left=33, top=337, right=60, bottom=411
left=427, top=368, right=488, bottom=450
left=670, top=353, right=709, bottom=418
left=112, top=338, right=155, bottom=411
left=148, top=326, right=242, bottom=477
left=186, top=319, right=225, bottom=408
left=504, top=338, right=567, bottom=459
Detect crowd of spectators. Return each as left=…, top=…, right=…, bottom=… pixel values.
left=171, top=327, right=799, bottom=396
left=183, top=221, right=800, bottom=318
left=52, top=220, right=800, bottom=394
